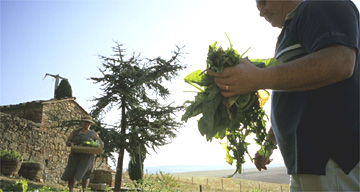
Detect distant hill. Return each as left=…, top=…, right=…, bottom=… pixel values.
left=142, top=163, right=285, bottom=175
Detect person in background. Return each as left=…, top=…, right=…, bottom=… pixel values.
left=210, top=0, right=359, bottom=191
left=61, top=115, right=104, bottom=192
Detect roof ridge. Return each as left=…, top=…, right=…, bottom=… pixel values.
left=0, top=97, right=77, bottom=108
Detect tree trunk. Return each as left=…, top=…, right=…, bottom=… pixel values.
left=114, top=97, right=127, bottom=191
left=114, top=148, right=125, bottom=191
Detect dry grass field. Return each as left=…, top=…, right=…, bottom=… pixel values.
left=169, top=166, right=290, bottom=192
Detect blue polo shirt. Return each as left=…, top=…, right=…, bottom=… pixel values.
left=272, top=0, right=359, bottom=175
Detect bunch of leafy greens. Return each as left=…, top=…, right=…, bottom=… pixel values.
left=81, top=140, right=101, bottom=147
left=182, top=34, right=279, bottom=176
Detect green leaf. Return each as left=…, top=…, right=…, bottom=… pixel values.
left=199, top=91, right=222, bottom=141
left=225, top=32, right=233, bottom=49
left=184, top=70, right=203, bottom=85
left=250, top=58, right=280, bottom=67
left=220, top=139, right=233, bottom=165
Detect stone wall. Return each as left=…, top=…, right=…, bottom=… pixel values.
left=0, top=99, right=113, bottom=185
left=0, top=112, right=42, bottom=162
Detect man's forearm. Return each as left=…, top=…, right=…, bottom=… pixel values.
left=260, top=45, right=356, bottom=91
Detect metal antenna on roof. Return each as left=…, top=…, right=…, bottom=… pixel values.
left=43, top=73, right=68, bottom=98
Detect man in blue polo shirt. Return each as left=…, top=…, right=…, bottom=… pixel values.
left=210, top=0, right=359, bottom=191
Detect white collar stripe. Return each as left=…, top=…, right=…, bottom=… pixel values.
left=276, top=44, right=303, bottom=58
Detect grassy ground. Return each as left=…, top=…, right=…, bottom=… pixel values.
left=171, top=175, right=289, bottom=192
left=1, top=171, right=289, bottom=192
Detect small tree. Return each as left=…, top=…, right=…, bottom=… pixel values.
left=128, top=143, right=146, bottom=182
left=128, top=153, right=143, bottom=182
left=90, top=42, right=186, bottom=191
left=54, top=79, right=72, bottom=99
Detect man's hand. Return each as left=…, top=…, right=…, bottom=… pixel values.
left=209, top=58, right=263, bottom=97
left=254, top=149, right=273, bottom=171
left=210, top=45, right=355, bottom=93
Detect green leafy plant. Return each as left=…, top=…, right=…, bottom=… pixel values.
left=0, top=180, right=27, bottom=192
left=104, top=185, right=110, bottom=192
left=31, top=186, right=69, bottom=192
left=0, top=150, right=23, bottom=161
left=126, top=171, right=179, bottom=191
left=182, top=33, right=279, bottom=175
left=252, top=188, right=269, bottom=192
left=81, top=140, right=100, bottom=147
left=0, top=180, right=69, bottom=192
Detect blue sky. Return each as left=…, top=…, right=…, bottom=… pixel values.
left=2, top=0, right=359, bottom=170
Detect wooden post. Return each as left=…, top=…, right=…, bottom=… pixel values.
left=207, top=178, right=208, bottom=185
left=239, top=181, right=241, bottom=192
left=192, top=176, right=194, bottom=184
left=221, top=179, right=224, bottom=190
left=281, top=185, right=283, bottom=192
left=200, top=185, right=202, bottom=192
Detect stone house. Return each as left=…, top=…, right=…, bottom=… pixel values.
left=0, top=98, right=113, bottom=185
